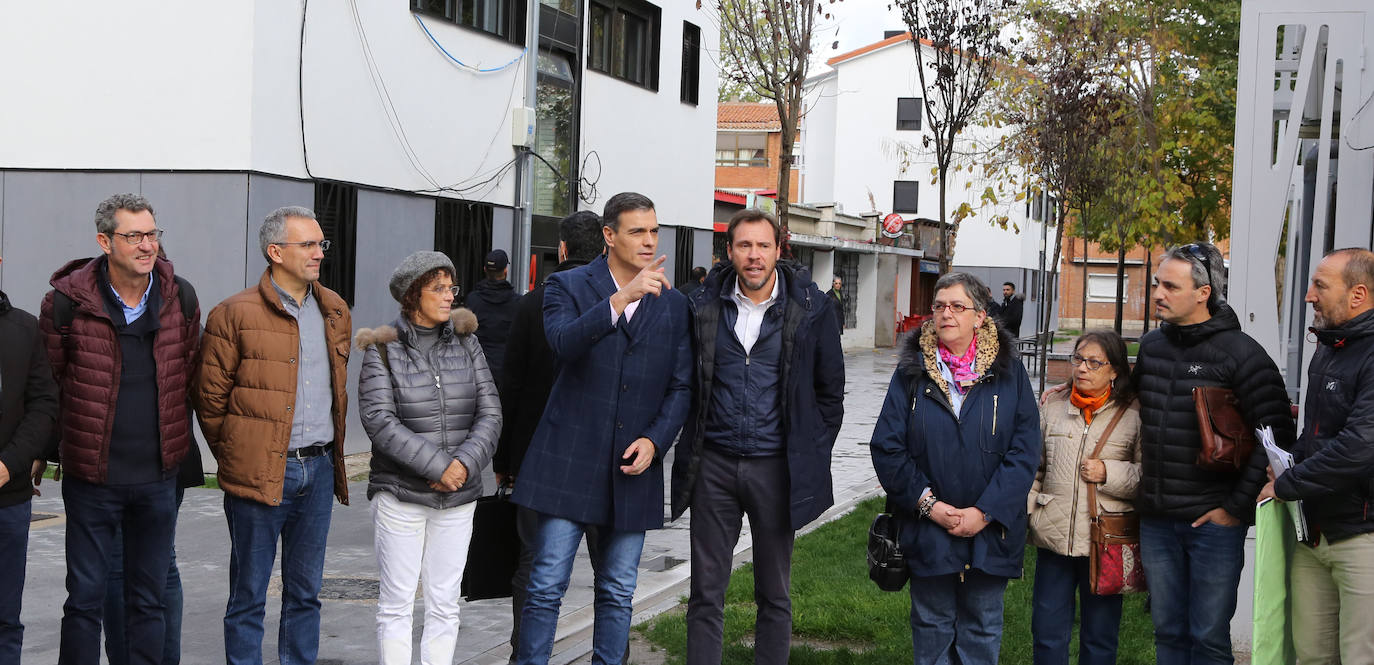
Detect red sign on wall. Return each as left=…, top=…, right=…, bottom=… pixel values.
left=882, top=213, right=906, bottom=238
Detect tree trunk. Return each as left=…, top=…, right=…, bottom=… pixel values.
left=1142, top=248, right=1153, bottom=333
left=1036, top=200, right=1068, bottom=391
left=1113, top=244, right=1127, bottom=334
left=938, top=173, right=949, bottom=272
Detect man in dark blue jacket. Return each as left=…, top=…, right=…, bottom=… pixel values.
left=670, top=209, right=843, bottom=665
left=1259, top=248, right=1374, bottom=663
left=511, top=193, right=691, bottom=665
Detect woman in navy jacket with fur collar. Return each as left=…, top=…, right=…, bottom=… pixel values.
left=870, top=272, right=1040, bottom=665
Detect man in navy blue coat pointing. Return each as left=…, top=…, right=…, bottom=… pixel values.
left=512, top=192, right=692, bottom=665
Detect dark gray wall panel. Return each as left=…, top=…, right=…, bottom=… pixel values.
left=353, top=189, right=436, bottom=332
left=245, top=175, right=314, bottom=284
left=141, top=173, right=250, bottom=318
left=657, top=223, right=678, bottom=283
left=0, top=171, right=141, bottom=313
left=694, top=229, right=714, bottom=272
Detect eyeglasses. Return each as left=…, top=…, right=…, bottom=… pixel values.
left=109, top=229, right=164, bottom=245
left=1181, top=243, right=1212, bottom=287
left=273, top=240, right=332, bottom=252
left=1069, top=354, right=1109, bottom=371
left=428, top=285, right=460, bottom=298
left=931, top=301, right=975, bottom=314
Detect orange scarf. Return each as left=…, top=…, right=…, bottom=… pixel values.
left=1069, top=384, right=1111, bottom=425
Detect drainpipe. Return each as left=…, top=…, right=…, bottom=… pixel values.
left=513, top=0, right=540, bottom=294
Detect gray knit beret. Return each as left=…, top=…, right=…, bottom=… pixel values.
left=389, top=251, right=456, bottom=302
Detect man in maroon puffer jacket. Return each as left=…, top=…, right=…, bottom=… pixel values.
left=39, top=193, right=200, bottom=665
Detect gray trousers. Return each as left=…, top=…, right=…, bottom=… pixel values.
left=686, top=447, right=795, bottom=665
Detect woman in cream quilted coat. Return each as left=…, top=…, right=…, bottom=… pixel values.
left=1028, top=330, right=1141, bottom=665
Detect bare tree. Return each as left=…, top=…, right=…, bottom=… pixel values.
left=894, top=0, right=1016, bottom=272
left=714, top=0, right=837, bottom=255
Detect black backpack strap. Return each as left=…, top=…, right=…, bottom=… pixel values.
left=52, top=290, right=77, bottom=349
left=172, top=275, right=198, bottom=324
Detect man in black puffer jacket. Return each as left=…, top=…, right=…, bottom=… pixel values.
left=1260, top=248, right=1374, bottom=663
left=0, top=277, right=60, bottom=663
left=671, top=209, right=845, bottom=665
left=1133, top=242, right=1293, bottom=665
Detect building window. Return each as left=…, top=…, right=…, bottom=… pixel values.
left=896, top=97, right=923, bottom=131
left=1087, top=273, right=1128, bottom=302
left=716, top=133, right=767, bottom=167
left=434, top=199, right=495, bottom=297
left=588, top=0, right=661, bottom=89
left=313, top=183, right=358, bottom=307
left=893, top=181, right=920, bottom=215
left=680, top=21, right=701, bottom=105
left=411, top=0, right=525, bottom=45
left=791, top=142, right=803, bottom=169
left=535, top=52, right=576, bottom=219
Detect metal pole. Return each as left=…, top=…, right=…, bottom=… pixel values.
left=513, top=0, right=540, bottom=294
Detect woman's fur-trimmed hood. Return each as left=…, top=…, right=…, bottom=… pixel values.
left=898, top=315, right=1016, bottom=399
left=354, top=307, right=478, bottom=349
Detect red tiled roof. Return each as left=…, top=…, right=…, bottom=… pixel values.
left=827, top=32, right=929, bottom=66
left=717, top=102, right=781, bottom=130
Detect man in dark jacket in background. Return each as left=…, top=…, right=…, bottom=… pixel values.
left=998, top=282, right=1024, bottom=337
left=671, top=209, right=845, bottom=665
left=1259, top=248, right=1374, bottom=663
left=1133, top=242, right=1293, bottom=665
left=41, top=193, right=200, bottom=665
left=0, top=255, right=60, bottom=663
left=825, top=274, right=845, bottom=335
left=493, top=209, right=603, bottom=657
left=465, top=249, right=519, bottom=389
left=679, top=266, right=706, bottom=296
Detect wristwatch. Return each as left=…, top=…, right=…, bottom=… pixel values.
left=918, top=493, right=938, bottom=519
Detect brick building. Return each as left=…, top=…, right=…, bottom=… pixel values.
left=715, top=101, right=802, bottom=197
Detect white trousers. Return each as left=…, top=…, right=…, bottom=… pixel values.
left=372, top=491, right=477, bottom=665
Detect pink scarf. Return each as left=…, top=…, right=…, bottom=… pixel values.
left=937, top=336, right=980, bottom=394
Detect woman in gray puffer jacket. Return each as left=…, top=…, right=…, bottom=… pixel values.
left=356, top=251, right=501, bottom=665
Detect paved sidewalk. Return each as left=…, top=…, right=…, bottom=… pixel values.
left=18, top=349, right=898, bottom=664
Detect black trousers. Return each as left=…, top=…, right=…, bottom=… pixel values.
left=686, top=447, right=795, bottom=665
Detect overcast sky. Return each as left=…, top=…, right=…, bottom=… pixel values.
left=813, top=3, right=907, bottom=64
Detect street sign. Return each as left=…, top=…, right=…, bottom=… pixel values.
left=881, top=213, right=905, bottom=238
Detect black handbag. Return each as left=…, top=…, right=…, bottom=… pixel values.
left=461, top=482, right=521, bottom=601
left=867, top=497, right=909, bottom=592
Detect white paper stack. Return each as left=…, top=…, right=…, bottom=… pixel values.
left=1257, top=425, right=1310, bottom=542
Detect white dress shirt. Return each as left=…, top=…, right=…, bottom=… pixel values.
left=732, top=270, right=780, bottom=353
left=609, top=266, right=641, bottom=325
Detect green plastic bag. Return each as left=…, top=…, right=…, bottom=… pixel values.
left=1251, top=501, right=1296, bottom=665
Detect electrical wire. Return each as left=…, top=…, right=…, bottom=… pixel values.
left=414, top=13, right=526, bottom=73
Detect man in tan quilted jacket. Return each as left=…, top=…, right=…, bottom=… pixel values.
left=195, top=206, right=351, bottom=665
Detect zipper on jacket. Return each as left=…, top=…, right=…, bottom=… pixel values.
left=992, top=395, right=998, bottom=436
left=1067, top=418, right=1091, bottom=551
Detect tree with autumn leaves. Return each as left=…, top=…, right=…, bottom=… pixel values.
left=995, top=0, right=1243, bottom=336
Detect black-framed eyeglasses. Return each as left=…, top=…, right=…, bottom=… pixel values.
left=1181, top=243, right=1212, bottom=287
left=1069, top=354, right=1108, bottom=371
left=273, top=239, right=332, bottom=252
left=109, top=229, right=164, bottom=245
left=428, top=285, right=460, bottom=298
left=931, top=301, right=974, bottom=314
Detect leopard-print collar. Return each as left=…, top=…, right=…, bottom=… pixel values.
left=919, top=315, right=1001, bottom=403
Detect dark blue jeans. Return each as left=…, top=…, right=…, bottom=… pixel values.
left=223, top=454, right=334, bottom=665
left=104, top=485, right=185, bottom=665
left=0, top=500, right=31, bottom=663
left=908, top=570, right=1009, bottom=665
left=59, top=477, right=178, bottom=665
left=1031, top=548, right=1123, bottom=665
left=1139, top=516, right=1248, bottom=665
left=515, top=513, right=645, bottom=665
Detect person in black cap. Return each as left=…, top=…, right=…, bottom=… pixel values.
left=464, top=249, right=520, bottom=391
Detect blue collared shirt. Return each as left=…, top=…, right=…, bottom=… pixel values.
left=271, top=276, right=335, bottom=450
left=108, top=272, right=155, bottom=323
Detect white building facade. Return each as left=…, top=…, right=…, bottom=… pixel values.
left=0, top=0, right=717, bottom=463
left=802, top=32, right=1049, bottom=344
